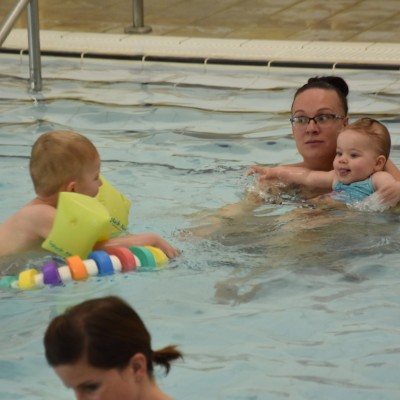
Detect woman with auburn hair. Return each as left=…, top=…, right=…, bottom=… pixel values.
left=44, top=296, right=183, bottom=400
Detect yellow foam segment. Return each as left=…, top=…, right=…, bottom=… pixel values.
left=42, top=192, right=110, bottom=259
left=96, top=176, right=131, bottom=237
left=145, top=246, right=169, bottom=267
left=18, top=268, right=39, bottom=290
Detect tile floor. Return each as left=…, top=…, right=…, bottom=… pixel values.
left=1, top=0, right=400, bottom=43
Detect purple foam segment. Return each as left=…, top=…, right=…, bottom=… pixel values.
left=42, top=261, right=62, bottom=285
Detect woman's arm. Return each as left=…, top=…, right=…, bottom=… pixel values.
left=372, top=171, right=400, bottom=206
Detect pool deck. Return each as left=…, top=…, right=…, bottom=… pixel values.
left=1, top=0, right=400, bottom=66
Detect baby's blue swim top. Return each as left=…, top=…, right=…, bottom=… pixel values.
left=331, top=176, right=374, bottom=203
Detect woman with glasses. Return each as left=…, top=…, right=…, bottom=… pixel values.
left=248, top=76, right=400, bottom=203
left=288, top=76, right=349, bottom=172
left=188, top=76, right=400, bottom=241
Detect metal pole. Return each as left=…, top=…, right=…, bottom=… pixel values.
left=26, top=0, right=42, bottom=92
left=0, top=0, right=30, bottom=46
left=125, top=0, right=152, bottom=34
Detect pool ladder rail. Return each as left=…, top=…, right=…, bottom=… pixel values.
left=0, top=0, right=151, bottom=92
left=0, top=0, right=41, bottom=91
left=0, top=245, right=169, bottom=290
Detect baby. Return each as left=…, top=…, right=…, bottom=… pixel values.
left=248, top=118, right=400, bottom=206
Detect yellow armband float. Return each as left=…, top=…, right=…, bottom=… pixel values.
left=96, top=176, right=131, bottom=237
left=42, top=177, right=131, bottom=259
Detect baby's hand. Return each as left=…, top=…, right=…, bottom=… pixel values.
left=246, top=165, right=270, bottom=176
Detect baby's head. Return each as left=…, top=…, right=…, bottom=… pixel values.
left=30, top=130, right=101, bottom=197
left=334, top=118, right=391, bottom=185
left=342, top=117, right=391, bottom=161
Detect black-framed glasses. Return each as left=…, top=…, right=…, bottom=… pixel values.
left=290, top=114, right=344, bottom=126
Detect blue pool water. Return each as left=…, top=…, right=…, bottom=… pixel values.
left=0, top=53, right=400, bottom=399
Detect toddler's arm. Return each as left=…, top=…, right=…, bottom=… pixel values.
left=95, top=233, right=179, bottom=259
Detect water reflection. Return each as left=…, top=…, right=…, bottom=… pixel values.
left=188, top=181, right=400, bottom=304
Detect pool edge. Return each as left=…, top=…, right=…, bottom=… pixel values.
left=2, top=29, right=400, bottom=69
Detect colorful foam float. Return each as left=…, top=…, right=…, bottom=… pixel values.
left=0, top=177, right=169, bottom=290
left=0, top=245, right=168, bottom=290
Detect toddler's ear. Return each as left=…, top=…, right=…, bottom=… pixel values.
left=65, top=181, right=76, bottom=192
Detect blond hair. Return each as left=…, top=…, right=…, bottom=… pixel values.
left=344, top=117, right=391, bottom=160
left=29, top=130, right=99, bottom=196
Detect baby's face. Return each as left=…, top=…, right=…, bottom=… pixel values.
left=74, top=158, right=102, bottom=197
left=333, top=129, right=380, bottom=184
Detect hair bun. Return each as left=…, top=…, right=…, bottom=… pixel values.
left=308, top=76, right=349, bottom=97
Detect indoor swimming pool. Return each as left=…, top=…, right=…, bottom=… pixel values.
left=0, top=53, right=400, bottom=399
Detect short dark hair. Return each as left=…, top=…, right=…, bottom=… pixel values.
left=292, top=76, right=349, bottom=115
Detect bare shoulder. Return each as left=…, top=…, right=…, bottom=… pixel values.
left=20, top=202, right=56, bottom=217
left=1, top=203, right=56, bottom=232
left=372, top=170, right=394, bottom=178
left=0, top=203, right=56, bottom=257
left=5, top=202, right=56, bottom=227
left=372, top=170, right=396, bottom=184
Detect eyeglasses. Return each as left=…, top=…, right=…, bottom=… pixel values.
left=290, top=114, right=344, bottom=127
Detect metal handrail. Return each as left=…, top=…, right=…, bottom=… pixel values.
left=0, top=0, right=42, bottom=92
left=0, top=0, right=29, bottom=44
left=125, top=0, right=152, bottom=34
left=26, top=0, right=42, bottom=91
left=0, top=0, right=151, bottom=92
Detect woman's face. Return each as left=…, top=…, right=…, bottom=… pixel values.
left=54, top=358, right=141, bottom=400
left=291, top=88, right=348, bottom=169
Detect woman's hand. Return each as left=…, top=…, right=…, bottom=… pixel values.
left=376, top=180, right=400, bottom=206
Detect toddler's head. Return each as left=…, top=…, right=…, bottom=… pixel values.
left=30, top=130, right=100, bottom=197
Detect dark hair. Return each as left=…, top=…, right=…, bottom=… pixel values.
left=292, top=76, right=349, bottom=115
left=44, top=296, right=183, bottom=376
left=344, top=117, right=391, bottom=160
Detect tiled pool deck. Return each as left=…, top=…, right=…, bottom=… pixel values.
left=1, top=0, right=400, bottom=66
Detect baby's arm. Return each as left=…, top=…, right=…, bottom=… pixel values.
left=254, top=166, right=335, bottom=190
left=246, top=165, right=272, bottom=176
left=372, top=171, right=400, bottom=206
left=95, top=233, right=179, bottom=259
left=384, top=159, right=400, bottom=180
